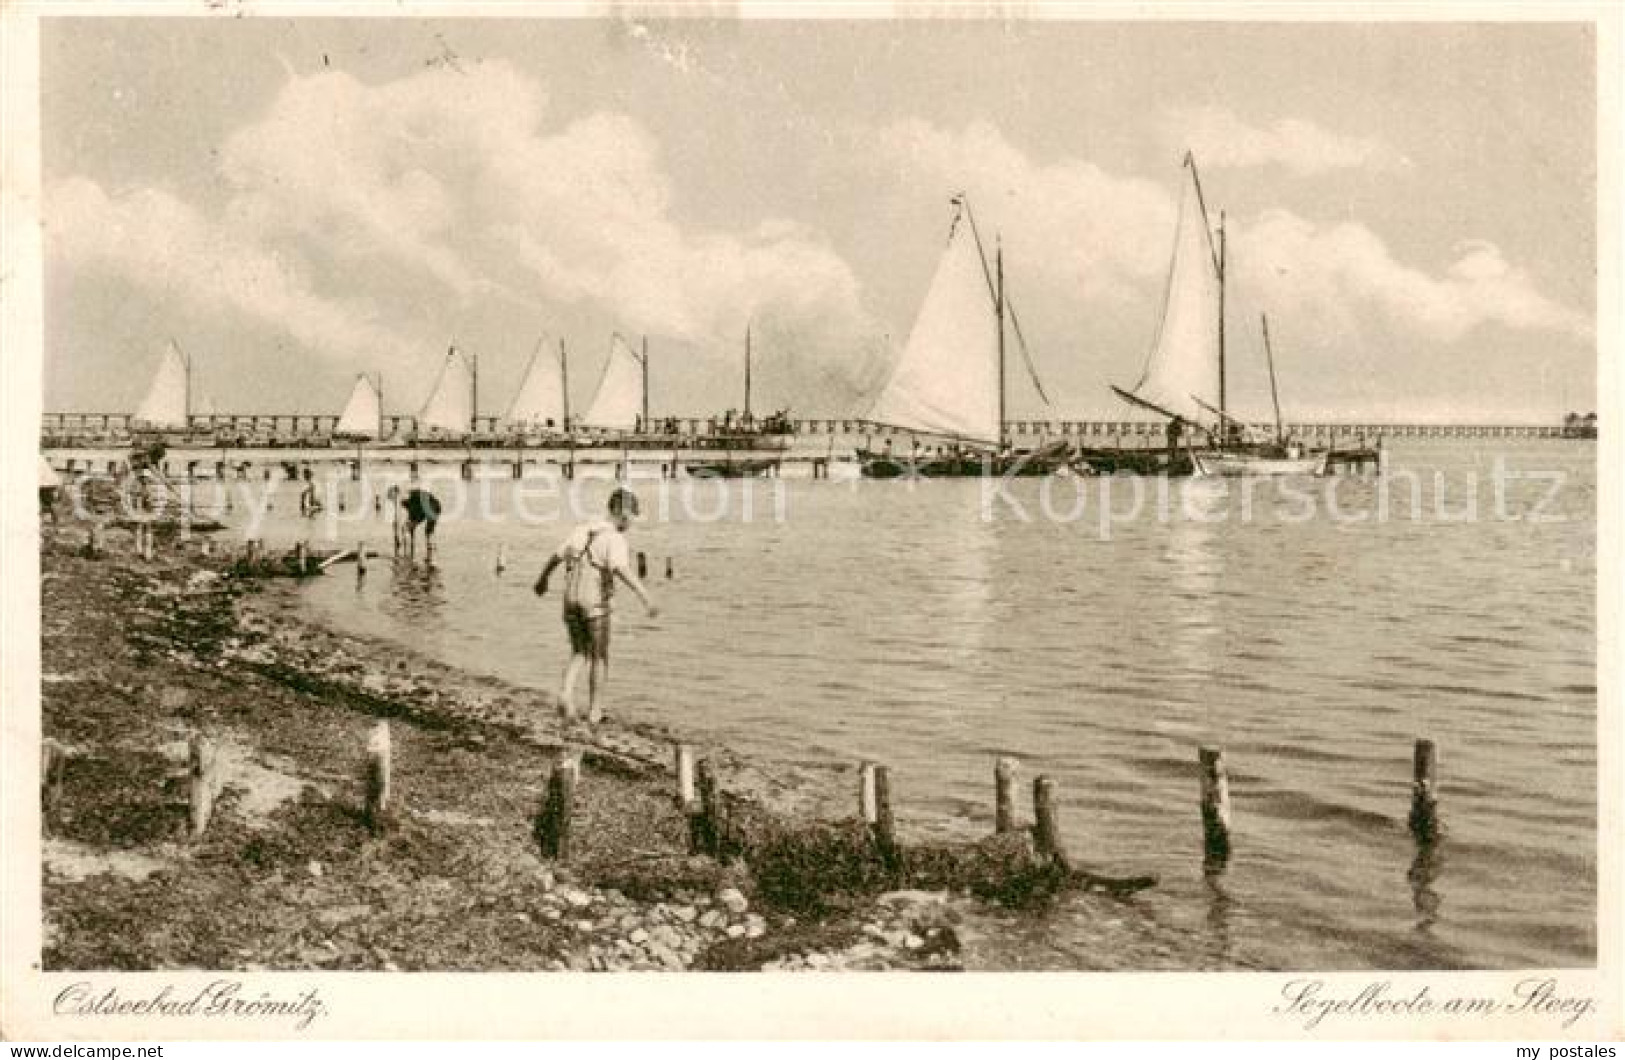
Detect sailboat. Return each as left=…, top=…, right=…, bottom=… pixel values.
left=581, top=333, right=648, bottom=433
left=687, top=326, right=787, bottom=478
left=334, top=373, right=384, bottom=440
left=507, top=336, right=570, bottom=435
left=857, top=195, right=1068, bottom=478
left=132, top=340, right=192, bottom=433
left=1102, top=153, right=1326, bottom=477
left=417, top=345, right=478, bottom=440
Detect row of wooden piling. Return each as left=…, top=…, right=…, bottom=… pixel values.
left=1195, top=738, right=1443, bottom=870
left=41, top=718, right=1444, bottom=888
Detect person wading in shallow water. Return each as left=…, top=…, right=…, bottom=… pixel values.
left=534, top=487, right=658, bottom=726
left=390, top=485, right=442, bottom=558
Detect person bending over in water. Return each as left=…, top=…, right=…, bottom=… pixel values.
left=534, top=487, right=658, bottom=726
left=389, top=485, right=442, bottom=558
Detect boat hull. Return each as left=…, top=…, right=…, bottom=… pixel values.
left=685, top=458, right=779, bottom=479
left=856, top=442, right=1072, bottom=479
left=1190, top=450, right=1329, bottom=477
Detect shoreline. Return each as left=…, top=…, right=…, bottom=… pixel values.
left=38, top=508, right=1252, bottom=973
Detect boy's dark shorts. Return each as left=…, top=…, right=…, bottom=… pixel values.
left=563, top=605, right=610, bottom=660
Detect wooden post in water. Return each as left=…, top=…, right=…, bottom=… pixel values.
left=1408, top=738, right=1441, bottom=843
left=1198, top=747, right=1232, bottom=866
left=995, top=757, right=1020, bottom=834
left=872, top=764, right=899, bottom=868
left=536, top=752, right=580, bottom=859
left=675, top=744, right=702, bottom=853
left=695, top=758, right=726, bottom=858
left=1033, top=775, right=1071, bottom=871
left=188, top=734, right=218, bottom=839
left=293, top=541, right=308, bottom=574
left=495, top=543, right=507, bottom=575
left=85, top=524, right=103, bottom=559
left=858, top=761, right=879, bottom=825
left=141, top=524, right=154, bottom=562
left=365, top=722, right=393, bottom=833
left=637, top=551, right=648, bottom=579
left=356, top=539, right=368, bottom=576
left=665, top=556, right=674, bottom=580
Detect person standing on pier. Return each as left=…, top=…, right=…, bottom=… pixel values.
left=534, top=486, right=658, bottom=726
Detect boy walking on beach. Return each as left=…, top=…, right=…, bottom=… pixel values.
left=534, top=487, right=658, bottom=725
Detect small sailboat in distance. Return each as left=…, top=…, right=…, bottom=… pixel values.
left=132, top=339, right=192, bottom=433
left=581, top=333, right=648, bottom=433
left=507, top=335, right=570, bottom=434
left=417, top=345, right=477, bottom=440
left=334, top=373, right=384, bottom=440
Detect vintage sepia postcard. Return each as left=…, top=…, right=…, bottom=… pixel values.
left=2, top=0, right=1619, bottom=1042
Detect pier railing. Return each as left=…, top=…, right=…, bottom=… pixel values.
left=40, top=411, right=1569, bottom=448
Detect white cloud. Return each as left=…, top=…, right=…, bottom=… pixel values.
left=1162, top=105, right=1412, bottom=177
left=47, top=176, right=410, bottom=360
left=216, top=63, right=879, bottom=395
left=873, top=118, right=1588, bottom=349
left=876, top=118, right=1176, bottom=304
left=1232, top=209, right=1593, bottom=344
left=49, top=61, right=883, bottom=407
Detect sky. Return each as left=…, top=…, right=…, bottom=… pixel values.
left=40, top=15, right=1599, bottom=423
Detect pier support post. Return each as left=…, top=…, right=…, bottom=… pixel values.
left=1032, top=775, right=1071, bottom=872
left=1408, top=738, right=1441, bottom=843
left=536, top=752, right=579, bottom=859
left=365, top=722, right=393, bottom=833
left=995, top=756, right=1020, bottom=834
left=188, top=734, right=219, bottom=840
left=674, top=745, right=702, bottom=853
left=460, top=460, right=473, bottom=481
left=1199, top=747, right=1232, bottom=867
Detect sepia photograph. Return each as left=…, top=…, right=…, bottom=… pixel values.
left=2, top=1, right=1618, bottom=1042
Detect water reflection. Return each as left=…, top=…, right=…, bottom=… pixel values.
left=1407, top=838, right=1444, bottom=932
left=382, top=556, right=447, bottom=623
left=1203, top=865, right=1235, bottom=959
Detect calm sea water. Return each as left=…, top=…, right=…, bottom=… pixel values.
left=232, top=439, right=1595, bottom=969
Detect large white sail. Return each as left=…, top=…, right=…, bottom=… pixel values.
left=133, top=341, right=189, bottom=429
left=335, top=374, right=383, bottom=437
left=867, top=205, right=1001, bottom=446
left=507, top=340, right=567, bottom=429
left=418, top=347, right=475, bottom=436
left=1125, top=158, right=1222, bottom=424
left=581, top=333, right=644, bottom=431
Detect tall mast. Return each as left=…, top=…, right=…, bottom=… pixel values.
left=1217, top=211, right=1227, bottom=426
left=469, top=349, right=479, bottom=434
left=177, top=339, right=192, bottom=426
left=1261, top=314, right=1283, bottom=443
left=559, top=337, right=571, bottom=429
left=641, top=335, right=650, bottom=429
left=996, top=237, right=1006, bottom=447
left=376, top=372, right=385, bottom=438
left=744, top=326, right=752, bottom=419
